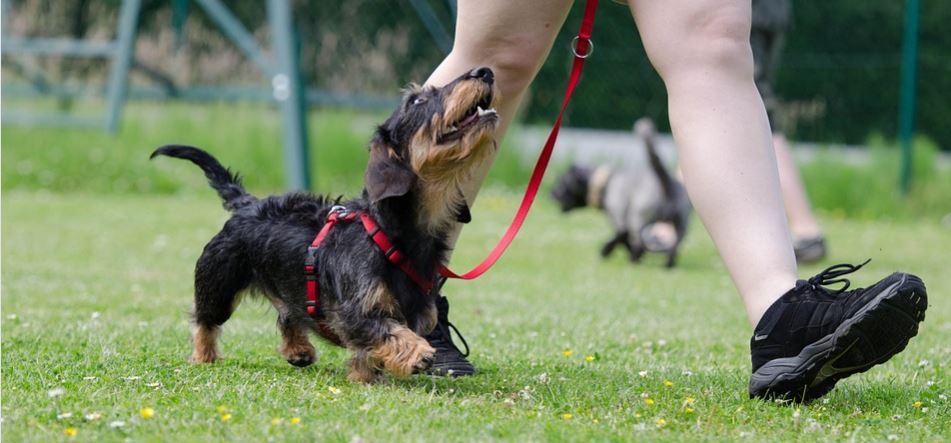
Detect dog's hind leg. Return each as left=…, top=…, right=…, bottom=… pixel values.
left=665, top=249, right=679, bottom=268
left=190, top=234, right=250, bottom=363
left=267, top=296, right=317, bottom=367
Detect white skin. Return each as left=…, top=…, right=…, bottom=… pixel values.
left=773, top=133, right=823, bottom=239
left=427, top=0, right=798, bottom=326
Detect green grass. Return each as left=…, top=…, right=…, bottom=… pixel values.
left=3, top=102, right=949, bottom=440
left=2, top=189, right=949, bottom=442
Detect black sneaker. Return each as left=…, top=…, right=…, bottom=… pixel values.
left=421, top=290, right=475, bottom=377
left=793, top=235, right=827, bottom=264
left=748, top=260, right=927, bottom=402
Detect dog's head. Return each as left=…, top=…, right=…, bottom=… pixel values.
left=364, top=67, right=500, bottom=231
left=550, top=164, right=592, bottom=212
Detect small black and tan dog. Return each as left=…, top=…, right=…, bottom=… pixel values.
left=152, top=67, right=498, bottom=383
left=551, top=118, right=691, bottom=268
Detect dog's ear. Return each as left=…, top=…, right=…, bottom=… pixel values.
left=364, top=142, right=416, bottom=203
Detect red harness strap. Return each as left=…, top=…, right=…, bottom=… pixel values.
left=304, top=207, right=358, bottom=345
left=305, top=207, right=434, bottom=340
left=360, top=212, right=434, bottom=293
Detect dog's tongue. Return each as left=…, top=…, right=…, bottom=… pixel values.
left=458, top=111, right=480, bottom=129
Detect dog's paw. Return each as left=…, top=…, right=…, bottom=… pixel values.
left=286, top=351, right=316, bottom=368
left=413, top=352, right=435, bottom=372
left=190, top=348, right=220, bottom=364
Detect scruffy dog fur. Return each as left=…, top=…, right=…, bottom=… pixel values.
left=550, top=118, right=691, bottom=268
left=152, top=67, right=499, bottom=383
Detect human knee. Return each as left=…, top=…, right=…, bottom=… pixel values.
left=452, top=32, right=549, bottom=97
left=648, top=10, right=753, bottom=82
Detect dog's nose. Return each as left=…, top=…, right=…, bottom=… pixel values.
left=467, top=66, right=494, bottom=84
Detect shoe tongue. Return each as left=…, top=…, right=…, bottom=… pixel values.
left=753, top=284, right=800, bottom=338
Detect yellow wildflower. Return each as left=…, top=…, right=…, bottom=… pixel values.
left=562, top=413, right=573, bottom=420
left=290, top=417, right=301, bottom=425
left=634, top=412, right=642, bottom=418
left=685, top=408, right=695, bottom=414
left=585, top=355, right=595, bottom=362
left=663, top=380, right=674, bottom=387
left=563, top=349, right=573, bottom=358
left=644, top=398, right=655, bottom=406
left=64, top=427, right=78, bottom=437
left=655, top=418, right=667, bottom=427
left=139, top=407, right=155, bottom=419
left=221, top=414, right=232, bottom=422
left=912, top=401, right=923, bottom=409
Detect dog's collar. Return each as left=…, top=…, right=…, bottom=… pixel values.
left=586, top=166, right=613, bottom=208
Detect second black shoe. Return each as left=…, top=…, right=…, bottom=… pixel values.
left=749, top=260, right=927, bottom=402
left=421, top=294, right=475, bottom=377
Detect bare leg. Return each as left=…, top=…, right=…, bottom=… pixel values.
left=426, top=0, right=574, bottom=250
left=773, top=133, right=822, bottom=239
left=629, top=0, right=798, bottom=325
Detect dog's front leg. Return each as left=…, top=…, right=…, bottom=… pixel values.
left=367, top=320, right=435, bottom=378
left=338, top=282, right=435, bottom=382
left=600, top=231, right=628, bottom=258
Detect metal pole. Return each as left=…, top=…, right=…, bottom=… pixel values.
left=104, top=0, right=141, bottom=132
left=898, top=0, right=920, bottom=194
left=268, top=0, right=311, bottom=191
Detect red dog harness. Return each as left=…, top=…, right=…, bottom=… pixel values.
left=304, top=206, right=437, bottom=342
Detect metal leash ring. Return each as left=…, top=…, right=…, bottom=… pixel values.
left=571, top=36, right=594, bottom=59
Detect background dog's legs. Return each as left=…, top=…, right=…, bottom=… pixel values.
left=665, top=249, right=679, bottom=268
left=600, top=231, right=628, bottom=258
left=267, top=296, right=317, bottom=367
left=191, top=234, right=250, bottom=363
left=624, top=234, right=647, bottom=263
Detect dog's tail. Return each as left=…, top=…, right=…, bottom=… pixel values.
left=633, top=118, right=676, bottom=200
left=150, top=145, right=256, bottom=211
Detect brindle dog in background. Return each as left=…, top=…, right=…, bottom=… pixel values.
left=550, top=118, right=691, bottom=268
left=151, top=67, right=499, bottom=383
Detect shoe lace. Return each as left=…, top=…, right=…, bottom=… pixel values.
left=430, top=277, right=470, bottom=357
left=806, top=259, right=871, bottom=294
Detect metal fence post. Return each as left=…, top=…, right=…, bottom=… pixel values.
left=105, top=0, right=142, bottom=133
left=898, top=0, right=920, bottom=194
left=268, top=0, right=311, bottom=191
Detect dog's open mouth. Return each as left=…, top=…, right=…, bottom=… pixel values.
left=439, top=95, right=497, bottom=144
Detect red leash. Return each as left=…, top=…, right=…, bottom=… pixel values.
left=439, top=0, right=599, bottom=281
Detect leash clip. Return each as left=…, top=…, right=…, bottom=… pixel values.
left=327, top=205, right=349, bottom=220
left=571, top=36, right=594, bottom=59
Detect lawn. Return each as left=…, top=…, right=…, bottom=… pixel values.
left=2, top=186, right=949, bottom=442
left=2, top=102, right=949, bottom=440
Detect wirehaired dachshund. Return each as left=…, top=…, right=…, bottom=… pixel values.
left=152, top=67, right=499, bottom=383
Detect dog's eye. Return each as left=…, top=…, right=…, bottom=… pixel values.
left=411, top=97, right=427, bottom=106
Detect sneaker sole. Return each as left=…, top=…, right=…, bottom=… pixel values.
left=749, top=273, right=927, bottom=402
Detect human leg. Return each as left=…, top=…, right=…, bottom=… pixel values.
left=421, top=0, right=573, bottom=376
left=629, top=0, right=797, bottom=325
left=773, top=133, right=827, bottom=262
left=629, top=0, right=926, bottom=401
left=427, top=0, right=574, bottom=211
